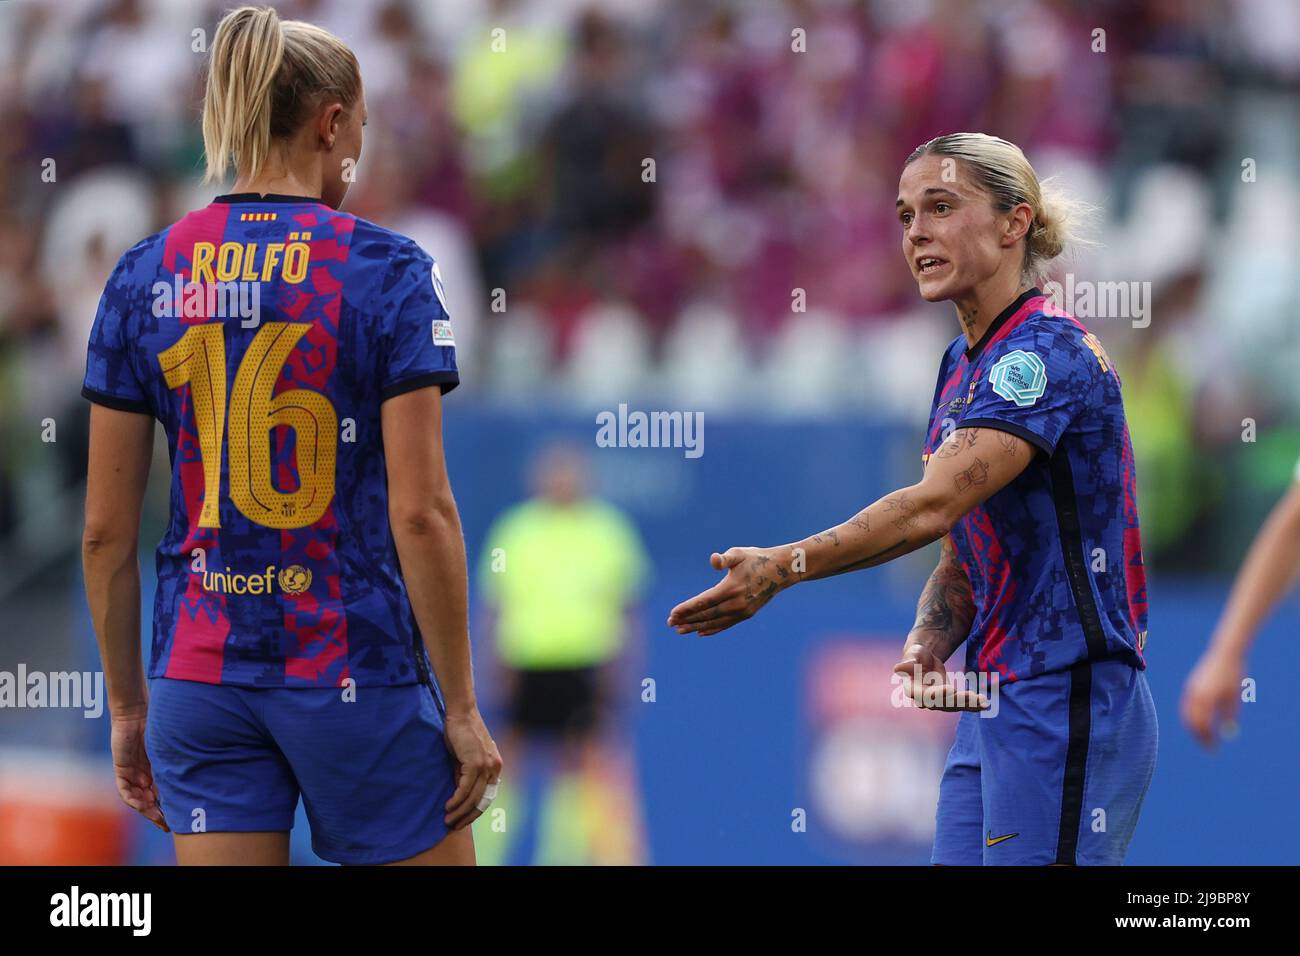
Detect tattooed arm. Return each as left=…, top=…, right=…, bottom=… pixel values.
left=892, top=532, right=986, bottom=712
left=668, top=426, right=1032, bottom=636
left=904, top=533, right=976, bottom=663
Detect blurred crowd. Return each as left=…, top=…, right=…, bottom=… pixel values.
left=1, top=0, right=1299, bottom=570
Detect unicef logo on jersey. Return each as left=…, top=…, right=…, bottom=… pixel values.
left=197, top=562, right=312, bottom=596
left=277, top=565, right=313, bottom=595
left=989, top=350, right=1047, bottom=407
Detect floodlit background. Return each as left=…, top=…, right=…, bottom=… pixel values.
left=1, top=0, right=1298, bottom=864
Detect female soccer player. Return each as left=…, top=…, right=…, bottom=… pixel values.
left=81, top=6, right=501, bottom=865
left=669, top=133, right=1157, bottom=866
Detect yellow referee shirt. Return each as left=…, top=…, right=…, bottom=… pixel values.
left=479, top=498, right=649, bottom=669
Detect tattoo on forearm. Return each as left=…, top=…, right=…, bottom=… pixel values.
left=915, top=588, right=954, bottom=632
left=909, top=553, right=976, bottom=659
left=883, top=494, right=919, bottom=531
left=802, top=493, right=939, bottom=583
left=825, top=539, right=909, bottom=576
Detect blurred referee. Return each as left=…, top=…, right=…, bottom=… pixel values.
left=477, top=443, right=649, bottom=864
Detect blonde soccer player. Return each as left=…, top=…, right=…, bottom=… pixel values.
left=81, top=6, right=500, bottom=865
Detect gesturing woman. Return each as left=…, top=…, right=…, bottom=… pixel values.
left=670, top=133, right=1156, bottom=866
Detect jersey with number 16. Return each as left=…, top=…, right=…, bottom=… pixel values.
left=83, top=194, right=458, bottom=689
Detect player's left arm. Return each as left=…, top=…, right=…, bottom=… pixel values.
left=669, top=426, right=1035, bottom=635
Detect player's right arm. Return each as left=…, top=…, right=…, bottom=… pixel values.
left=81, top=253, right=169, bottom=832
left=1181, top=474, right=1300, bottom=748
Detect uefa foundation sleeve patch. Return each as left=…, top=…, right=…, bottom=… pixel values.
left=989, top=350, right=1047, bottom=407
left=432, top=319, right=455, bottom=346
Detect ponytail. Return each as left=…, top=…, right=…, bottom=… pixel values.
left=202, top=5, right=361, bottom=184
left=202, top=6, right=284, bottom=183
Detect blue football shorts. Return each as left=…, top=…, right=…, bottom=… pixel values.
left=145, top=676, right=459, bottom=864
left=931, top=656, right=1158, bottom=865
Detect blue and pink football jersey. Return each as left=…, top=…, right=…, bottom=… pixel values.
left=83, top=194, right=458, bottom=688
left=922, top=287, right=1149, bottom=682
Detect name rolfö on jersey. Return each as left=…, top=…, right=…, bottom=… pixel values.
left=921, top=287, right=1149, bottom=684
left=83, top=194, right=459, bottom=691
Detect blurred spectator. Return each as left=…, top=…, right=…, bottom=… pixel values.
left=0, top=0, right=1295, bottom=578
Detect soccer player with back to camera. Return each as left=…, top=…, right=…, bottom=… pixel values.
left=669, top=133, right=1156, bottom=866
left=80, top=6, right=501, bottom=865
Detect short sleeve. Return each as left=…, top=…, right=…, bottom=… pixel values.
left=959, top=329, right=1097, bottom=457
left=929, top=346, right=956, bottom=416
left=376, top=242, right=459, bottom=401
left=923, top=341, right=960, bottom=460
left=82, top=261, right=151, bottom=414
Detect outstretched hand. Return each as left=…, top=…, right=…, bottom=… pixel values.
left=668, top=546, right=791, bottom=636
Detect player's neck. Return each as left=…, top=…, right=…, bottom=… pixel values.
left=232, top=163, right=322, bottom=201
left=952, top=274, right=1035, bottom=349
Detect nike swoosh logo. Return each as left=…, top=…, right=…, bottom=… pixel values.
left=986, top=831, right=1019, bottom=847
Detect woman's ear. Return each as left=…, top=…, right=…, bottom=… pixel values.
left=1003, top=203, right=1033, bottom=248
left=319, top=102, right=344, bottom=149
